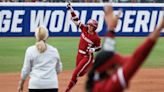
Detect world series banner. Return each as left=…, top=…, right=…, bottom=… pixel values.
left=0, top=3, right=163, bottom=37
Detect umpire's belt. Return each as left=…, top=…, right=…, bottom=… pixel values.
left=79, top=49, right=87, bottom=54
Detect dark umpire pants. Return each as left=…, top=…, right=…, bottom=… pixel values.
left=29, top=89, right=58, bottom=92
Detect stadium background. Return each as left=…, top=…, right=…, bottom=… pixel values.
left=0, top=2, right=164, bottom=92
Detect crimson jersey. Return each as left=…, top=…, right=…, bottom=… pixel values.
left=93, top=53, right=126, bottom=92
left=65, top=7, right=101, bottom=92
left=93, top=68, right=124, bottom=92
left=78, top=25, right=101, bottom=54
left=69, top=10, right=101, bottom=54
left=92, top=32, right=155, bottom=92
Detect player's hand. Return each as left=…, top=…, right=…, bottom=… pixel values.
left=158, top=15, right=164, bottom=31
left=67, top=2, right=72, bottom=10
left=18, top=80, right=24, bottom=92
left=104, top=4, right=121, bottom=30
left=88, top=48, right=95, bottom=54
left=18, top=84, right=23, bottom=92
left=149, top=15, right=164, bottom=41
left=156, top=16, right=164, bottom=31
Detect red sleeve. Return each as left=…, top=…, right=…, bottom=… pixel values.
left=70, top=11, right=76, bottom=18
left=94, top=72, right=123, bottom=92
left=123, top=38, right=156, bottom=84
left=99, top=38, right=156, bottom=91
left=96, top=53, right=124, bottom=73
left=80, top=24, right=88, bottom=34
left=94, top=37, right=101, bottom=51
left=114, top=53, right=127, bottom=65
left=106, top=30, right=115, bottom=38
left=70, top=10, right=87, bottom=33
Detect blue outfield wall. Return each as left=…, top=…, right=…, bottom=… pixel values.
left=0, top=3, right=163, bottom=37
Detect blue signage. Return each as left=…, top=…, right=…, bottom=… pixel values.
left=0, top=3, right=163, bottom=36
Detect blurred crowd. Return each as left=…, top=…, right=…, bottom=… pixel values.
left=0, top=0, right=163, bottom=3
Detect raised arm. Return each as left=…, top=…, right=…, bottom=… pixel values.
left=102, top=5, right=121, bottom=52
left=149, top=16, right=164, bottom=41
left=123, top=15, right=164, bottom=83
left=67, top=3, right=86, bottom=31
left=97, top=5, right=164, bottom=90
left=90, top=5, right=122, bottom=72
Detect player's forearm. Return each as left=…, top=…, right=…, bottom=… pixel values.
left=71, top=12, right=81, bottom=26
left=19, top=79, right=25, bottom=87
left=123, top=37, right=156, bottom=83
left=149, top=16, right=164, bottom=42
left=67, top=5, right=82, bottom=27
left=122, top=17, right=164, bottom=84
left=69, top=8, right=76, bottom=18
left=149, top=26, right=163, bottom=42
left=94, top=46, right=101, bottom=52
left=21, top=67, right=30, bottom=80
left=106, top=29, right=115, bottom=38
left=67, top=5, right=79, bottom=22
left=67, top=3, right=85, bottom=29
left=102, top=30, right=116, bottom=52
left=56, top=61, right=63, bottom=74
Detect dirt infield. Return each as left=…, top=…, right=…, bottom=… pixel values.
left=0, top=69, right=164, bottom=92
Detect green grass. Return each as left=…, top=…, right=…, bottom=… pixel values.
left=0, top=37, right=164, bottom=73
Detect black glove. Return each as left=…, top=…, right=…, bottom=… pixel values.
left=67, top=2, right=72, bottom=10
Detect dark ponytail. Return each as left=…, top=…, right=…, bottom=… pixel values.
left=86, top=50, right=114, bottom=92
